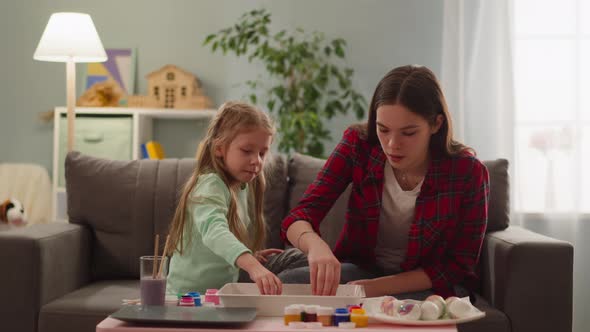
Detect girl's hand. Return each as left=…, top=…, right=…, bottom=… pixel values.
left=247, top=264, right=283, bottom=295
left=348, top=279, right=381, bottom=298
left=236, top=252, right=282, bottom=295
left=307, top=241, right=341, bottom=296
left=254, top=248, right=284, bottom=263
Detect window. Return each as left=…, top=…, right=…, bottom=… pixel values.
left=514, top=0, right=589, bottom=213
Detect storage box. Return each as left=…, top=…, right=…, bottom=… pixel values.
left=57, top=114, right=133, bottom=187
left=217, top=283, right=365, bottom=317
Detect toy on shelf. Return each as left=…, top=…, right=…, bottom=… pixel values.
left=128, top=64, right=212, bottom=109
left=141, top=141, right=166, bottom=160
left=77, top=79, right=124, bottom=107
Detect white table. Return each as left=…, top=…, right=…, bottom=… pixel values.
left=97, top=316, right=457, bottom=332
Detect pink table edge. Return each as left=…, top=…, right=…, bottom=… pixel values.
left=97, top=316, right=457, bottom=332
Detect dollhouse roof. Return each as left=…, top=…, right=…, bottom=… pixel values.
left=146, top=64, right=197, bottom=81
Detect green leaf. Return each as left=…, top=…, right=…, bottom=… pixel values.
left=354, top=102, right=365, bottom=119
left=335, top=45, right=344, bottom=58
left=249, top=94, right=257, bottom=104
left=204, top=34, right=216, bottom=45
left=274, top=30, right=286, bottom=40
left=267, top=100, right=276, bottom=112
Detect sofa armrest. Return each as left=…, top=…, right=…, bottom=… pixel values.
left=480, top=225, right=573, bottom=332
left=0, top=223, right=91, bottom=332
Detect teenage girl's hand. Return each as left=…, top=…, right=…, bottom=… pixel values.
left=254, top=248, right=284, bottom=263
left=236, top=252, right=282, bottom=295
left=307, top=240, right=341, bottom=296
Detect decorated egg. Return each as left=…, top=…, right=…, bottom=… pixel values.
left=420, top=300, right=442, bottom=320
left=445, top=296, right=461, bottom=307
left=423, top=295, right=446, bottom=319
left=395, top=301, right=422, bottom=320
left=380, top=296, right=400, bottom=316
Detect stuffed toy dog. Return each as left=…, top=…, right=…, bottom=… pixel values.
left=0, top=199, right=27, bottom=230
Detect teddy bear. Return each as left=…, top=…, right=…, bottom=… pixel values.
left=77, top=79, right=124, bottom=107
left=0, top=199, right=27, bottom=230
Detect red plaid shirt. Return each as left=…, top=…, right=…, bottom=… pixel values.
left=281, top=127, right=490, bottom=297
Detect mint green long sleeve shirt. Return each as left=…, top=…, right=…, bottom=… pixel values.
left=166, top=173, right=251, bottom=294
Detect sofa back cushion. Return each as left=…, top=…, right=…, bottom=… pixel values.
left=285, top=153, right=509, bottom=246
left=287, top=154, right=350, bottom=249
left=66, top=152, right=196, bottom=280
left=65, top=152, right=289, bottom=280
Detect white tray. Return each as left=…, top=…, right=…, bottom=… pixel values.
left=217, top=283, right=365, bottom=317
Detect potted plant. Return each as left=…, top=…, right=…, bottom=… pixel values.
left=204, top=9, right=367, bottom=157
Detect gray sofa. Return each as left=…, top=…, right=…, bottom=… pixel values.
left=0, top=152, right=573, bottom=332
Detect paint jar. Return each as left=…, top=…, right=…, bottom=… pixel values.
left=350, top=308, right=368, bottom=328
left=317, top=306, right=334, bottom=326
left=179, top=295, right=194, bottom=306
left=304, top=305, right=318, bottom=322
left=187, top=292, right=201, bottom=306
left=284, top=305, right=302, bottom=326
left=347, top=305, right=362, bottom=312
left=333, top=308, right=350, bottom=326
left=205, top=289, right=220, bottom=305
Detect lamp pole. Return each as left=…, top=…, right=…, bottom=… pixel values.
left=66, top=57, right=76, bottom=152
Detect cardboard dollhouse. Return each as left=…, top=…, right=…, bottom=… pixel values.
left=128, top=64, right=212, bottom=109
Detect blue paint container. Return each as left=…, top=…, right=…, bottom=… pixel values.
left=333, top=308, right=350, bottom=326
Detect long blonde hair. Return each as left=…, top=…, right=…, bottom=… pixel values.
left=166, top=101, right=275, bottom=256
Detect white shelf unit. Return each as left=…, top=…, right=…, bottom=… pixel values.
left=52, top=106, right=217, bottom=221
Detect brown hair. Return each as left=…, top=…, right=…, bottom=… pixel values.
left=166, top=101, right=275, bottom=256
left=359, top=65, right=472, bottom=156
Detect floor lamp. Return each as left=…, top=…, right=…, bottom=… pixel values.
left=34, top=12, right=107, bottom=152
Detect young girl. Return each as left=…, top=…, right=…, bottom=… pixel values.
left=279, top=65, right=489, bottom=299
left=166, top=101, right=283, bottom=295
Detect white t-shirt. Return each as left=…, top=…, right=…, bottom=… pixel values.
left=374, top=164, right=423, bottom=274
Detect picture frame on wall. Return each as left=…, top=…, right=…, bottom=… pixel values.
left=80, top=48, right=137, bottom=104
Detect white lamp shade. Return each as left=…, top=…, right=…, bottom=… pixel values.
left=34, top=12, right=107, bottom=63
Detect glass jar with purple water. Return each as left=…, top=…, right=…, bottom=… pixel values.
left=140, top=256, right=168, bottom=306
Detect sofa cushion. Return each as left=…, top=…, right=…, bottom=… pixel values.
left=263, top=155, right=289, bottom=249
left=482, top=159, right=510, bottom=232
left=286, top=154, right=510, bottom=243
left=66, top=152, right=196, bottom=280
left=287, top=153, right=351, bottom=249
left=38, top=280, right=138, bottom=332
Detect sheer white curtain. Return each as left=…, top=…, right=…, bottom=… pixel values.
left=441, top=0, right=515, bottom=163
left=441, top=0, right=519, bottom=226
left=442, top=0, right=587, bottom=223
left=512, top=0, right=588, bottom=223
